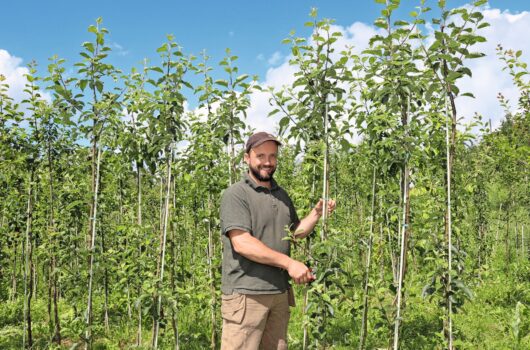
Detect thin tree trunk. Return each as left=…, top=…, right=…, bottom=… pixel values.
left=515, top=223, right=519, bottom=257
left=159, top=173, right=164, bottom=233
left=32, top=182, right=38, bottom=303
left=378, top=195, right=385, bottom=281
left=359, top=167, right=377, bottom=350
left=23, top=166, right=35, bottom=349
left=392, top=163, right=409, bottom=350
left=478, top=223, right=485, bottom=267
left=0, top=206, right=4, bottom=284
left=46, top=140, right=62, bottom=344
left=396, top=170, right=404, bottom=288
left=387, top=210, right=398, bottom=285
left=11, top=236, right=18, bottom=301
left=379, top=218, right=385, bottom=282
left=169, top=179, right=180, bottom=350
left=521, top=224, right=526, bottom=259
left=169, top=216, right=179, bottom=350
left=392, top=93, right=412, bottom=350
left=313, top=89, right=331, bottom=348
left=399, top=171, right=411, bottom=288
left=444, top=94, right=454, bottom=350
left=321, top=93, right=330, bottom=241
left=136, top=160, right=143, bottom=346
left=48, top=260, right=53, bottom=336
left=86, top=146, right=102, bottom=349
left=52, top=255, right=60, bottom=343
left=117, top=177, right=132, bottom=322
left=505, top=198, right=512, bottom=264
left=207, top=193, right=217, bottom=349
left=303, top=162, right=318, bottom=350
left=493, top=203, right=502, bottom=261
left=102, top=227, right=110, bottom=333
left=152, top=152, right=173, bottom=349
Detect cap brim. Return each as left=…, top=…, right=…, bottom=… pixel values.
left=246, top=138, right=282, bottom=152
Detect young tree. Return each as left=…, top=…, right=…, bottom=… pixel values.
left=148, top=36, right=191, bottom=349
left=270, top=9, right=352, bottom=348
left=47, top=18, right=123, bottom=348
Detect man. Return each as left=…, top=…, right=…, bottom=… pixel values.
left=220, top=131, right=336, bottom=350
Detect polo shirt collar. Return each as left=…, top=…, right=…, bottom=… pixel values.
left=243, top=172, right=279, bottom=191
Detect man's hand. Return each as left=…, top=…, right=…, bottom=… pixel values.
left=314, top=198, right=336, bottom=217
left=293, top=199, right=337, bottom=239
left=228, top=230, right=314, bottom=285
left=287, top=259, right=315, bottom=285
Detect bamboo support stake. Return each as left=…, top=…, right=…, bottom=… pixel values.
left=444, top=95, right=454, bottom=350
left=321, top=93, right=330, bottom=241
left=86, top=147, right=102, bottom=349
left=207, top=193, right=217, bottom=349
left=392, top=163, right=408, bottom=350
left=136, top=161, right=143, bottom=347
left=303, top=162, right=318, bottom=350
left=153, top=149, right=174, bottom=349
left=23, top=167, right=35, bottom=349
left=393, top=95, right=411, bottom=350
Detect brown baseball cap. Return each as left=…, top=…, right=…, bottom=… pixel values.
left=245, top=132, right=281, bottom=153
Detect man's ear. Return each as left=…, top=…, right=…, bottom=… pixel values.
left=244, top=152, right=250, bottom=165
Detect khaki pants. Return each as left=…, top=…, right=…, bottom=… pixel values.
left=221, top=291, right=290, bottom=350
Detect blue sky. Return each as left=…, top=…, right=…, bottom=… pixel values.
left=1, top=0, right=529, bottom=133
left=1, top=0, right=526, bottom=80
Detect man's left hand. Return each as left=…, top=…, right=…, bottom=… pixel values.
left=314, top=198, right=336, bottom=217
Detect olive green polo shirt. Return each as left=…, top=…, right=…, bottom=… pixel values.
left=220, top=173, right=300, bottom=295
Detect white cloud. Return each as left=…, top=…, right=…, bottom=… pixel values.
left=1, top=49, right=54, bottom=107
left=267, top=51, right=283, bottom=66
left=244, top=62, right=298, bottom=135
left=246, top=8, right=530, bottom=139
left=110, top=42, right=129, bottom=56
left=0, top=49, right=30, bottom=104
left=263, top=61, right=299, bottom=89
left=456, top=8, right=530, bottom=130
left=345, top=22, right=381, bottom=52
left=246, top=21, right=380, bottom=137
left=246, top=89, right=278, bottom=134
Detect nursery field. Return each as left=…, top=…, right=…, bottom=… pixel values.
left=0, top=0, right=529, bottom=349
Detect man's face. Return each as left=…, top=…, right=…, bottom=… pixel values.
left=244, top=141, right=278, bottom=182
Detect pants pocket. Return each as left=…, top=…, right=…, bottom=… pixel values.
left=287, top=287, right=295, bottom=307
left=221, top=293, right=246, bottom=324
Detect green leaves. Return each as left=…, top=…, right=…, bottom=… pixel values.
left=0, top=4, right=528, bottom=350
left=214, top=79, right=228, bottom=88
left=87, top=24, right=98, bottom=34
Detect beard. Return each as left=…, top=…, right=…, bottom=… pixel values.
left=249, top=163, right=276, bottom=182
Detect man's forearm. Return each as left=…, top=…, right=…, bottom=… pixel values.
left=228, top=229, right=314, bottom=284
left=229, top=230, right=292, bottom=269
left=294, top=208, right=321, bottom=239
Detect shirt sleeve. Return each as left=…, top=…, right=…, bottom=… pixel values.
left=220, top=186, right=252, bottom=235
left=287, top=193, right=300, bottom=231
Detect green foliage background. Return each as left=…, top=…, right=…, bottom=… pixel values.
left=0, top=1, right=529, bottom=349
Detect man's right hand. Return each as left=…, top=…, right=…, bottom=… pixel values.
left=227, top=230, right=316, bottom=284
left=287, top=259, right=315, bottom=285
